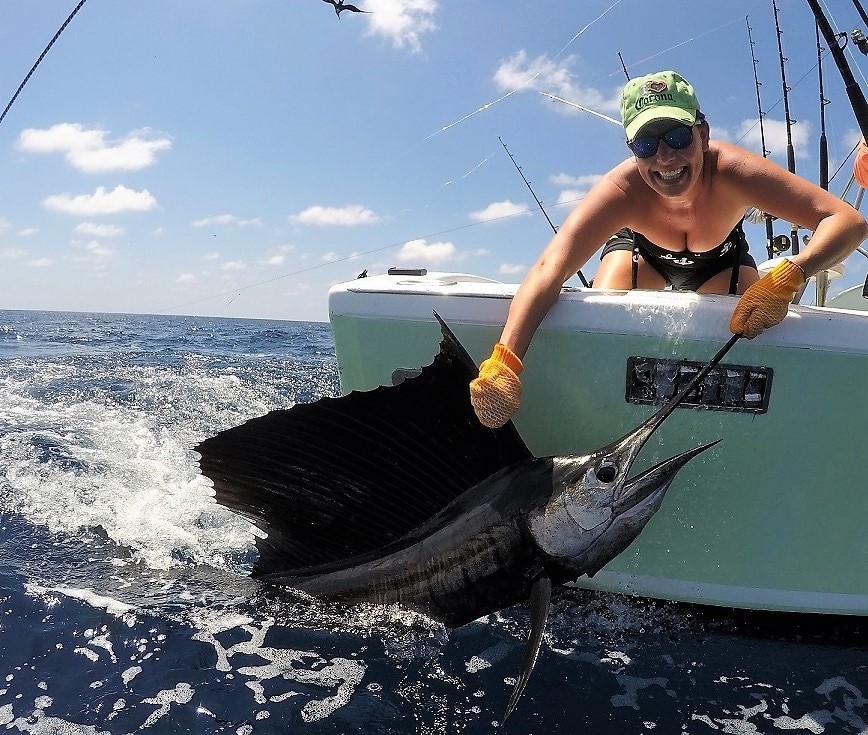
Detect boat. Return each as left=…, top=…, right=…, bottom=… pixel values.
left=327, top=261, right=868, bottom=615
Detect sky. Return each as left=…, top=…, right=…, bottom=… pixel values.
left=2, top=0, right=868, bottom=322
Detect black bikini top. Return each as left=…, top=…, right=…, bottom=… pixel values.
left=633, top=221, right=748, bottom=267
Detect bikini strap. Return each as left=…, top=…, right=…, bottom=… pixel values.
left=728, top=220, right=747, bottom=295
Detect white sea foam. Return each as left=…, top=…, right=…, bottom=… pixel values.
left=190, top=615, right=366, bottom=722
left=3, top=712, right=111, bottom=734
left=465, top=642, right=511, bottom=673
left=0, top=361, right=262, bottom=571
left=141, top=682, right=195, bottom=728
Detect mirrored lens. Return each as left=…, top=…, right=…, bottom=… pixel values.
left=628, top=125, right=694, bottom=159
left=629, top=137, right=660, bottom=158
left=663, top=125, right=693, bottom=150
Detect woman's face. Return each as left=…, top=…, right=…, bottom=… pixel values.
left=632, top=121, right=709, bottom=199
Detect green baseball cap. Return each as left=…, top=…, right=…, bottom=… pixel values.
left=621, top=71, right=700, bottom=142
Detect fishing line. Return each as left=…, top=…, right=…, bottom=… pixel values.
left=0, top=0, right=91, bottom=126
left=538, top=19, right=746, bottom=128
left=830, top=141, right=859, bottom=184
left=156, top=209, right=540, bottom=315
left=421, top=0, right=624, bottom=142
left=412, top=151, right=497, bottom=212
left=606, top=17, right=744, bottom=82
left=442, top=152, right=496, bottom=187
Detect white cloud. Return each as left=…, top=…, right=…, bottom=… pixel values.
left=290, top=204, right=380, bottom=227
left=398, top=238, right=460, bottom=264
left=363, top=0, right=438, bottom=53
left=320, top=251, right=341, bottom=263
left=551, top=173, right=601, bottom=209
left=43, top=185, right=157, bottom=216
left=18, top=123, right=171, bottom=173
left=735, top=117, right=812, bottom=159
left=25, top=257, right=53, bottom=268
left=77, top=240, right=115, bottom=266
left=551, top=173, right=602, bottom=188
left=16, top=227, right=38, bottom=237
left=221, top=260, right=246, bottom=272
left=192, top=214, right=263, bottom=229
left=499, top=263, right=525, bottom=275
left=469, top=200, right=530, bottom=223
left=259, top=245, right=294, bottom=267
left=1, top=248, right=26, bottom=260
left=260, top=254, right=286, bottom=266
left=493, top=51, right=621, bottom=115
left=75, top=222, right=126, bottom=238
left=176, top=273, right=197, bottom=283
left=203, top=252, right=221, bottom=261
left=0, top=219, right=10, bottom=234
left=64, top=239, right=115, bottom=267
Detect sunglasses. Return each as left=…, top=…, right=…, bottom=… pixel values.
left=627, top=124, right=694, bottom=159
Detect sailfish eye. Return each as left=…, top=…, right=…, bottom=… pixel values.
left=596, top=463, right=618, bottom=483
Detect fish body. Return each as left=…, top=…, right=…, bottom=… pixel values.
left=260, top=417, right=711, bottom=630
left=262, top=458, right=552, bottom=627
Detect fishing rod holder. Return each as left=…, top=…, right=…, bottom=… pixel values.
left=853, top=28, right=868, bottom=54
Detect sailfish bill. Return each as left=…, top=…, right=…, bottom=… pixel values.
left=196, top=313, right=719, bottom=722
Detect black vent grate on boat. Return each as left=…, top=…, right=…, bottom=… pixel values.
left=626, top=356, right=773, bottom=414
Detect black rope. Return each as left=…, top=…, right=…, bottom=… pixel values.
left=0, top=0, right=90, bottom=126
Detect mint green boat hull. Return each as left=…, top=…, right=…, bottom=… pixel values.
left=329, top=273, right=868, bottom=614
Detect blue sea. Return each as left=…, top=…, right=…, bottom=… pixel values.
left=0, top=309, right=867, bottom=734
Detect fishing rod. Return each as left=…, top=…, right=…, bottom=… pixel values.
left=808, top=0, right=868, bottom=302
left=813, top=21, right=835, bottom=305
left=0, top=0, right=90, bottom=126
left=617, top=52, right=630, bottom=81
left=772, top=0, right=800, bottom=255
left=809, top=0, right=868, bottom=141
left=817, top=23, right=831, bottom=191
left=853, top=0, right=868, bottom=27
left=498, top=137, right=589, bottom=288
left=746, top=16, right=778, bottom=260
left=538, top=93, right=622, bottom=126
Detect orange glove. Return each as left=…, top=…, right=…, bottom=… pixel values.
left=469, top=343, right=523, bottom=428
left=855, top=139, right=868, bottom=189
left=729, top=259, right=806, bottom=339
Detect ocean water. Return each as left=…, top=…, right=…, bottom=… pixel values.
left=0, top=309, right=867, bottom=734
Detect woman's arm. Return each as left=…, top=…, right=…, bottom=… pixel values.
left=720, top=142, right=868, bottom=275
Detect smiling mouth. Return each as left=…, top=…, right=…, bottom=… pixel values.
left=655, top=166, right=687, bottom=182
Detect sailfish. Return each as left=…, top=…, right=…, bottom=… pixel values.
left=196, top=313, right=719, bottom=722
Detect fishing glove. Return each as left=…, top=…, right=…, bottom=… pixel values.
left=470, top=343, right=523, bottom=428
left=729, top=259, right=806, bottom=339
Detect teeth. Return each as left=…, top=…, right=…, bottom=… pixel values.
left=658, top=168, right=685, bottom=181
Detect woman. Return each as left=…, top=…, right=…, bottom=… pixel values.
left=470, top=70, right=868, bottom=429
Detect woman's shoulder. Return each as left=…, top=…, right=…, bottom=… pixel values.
left=706, top=140, right=768, bottom=173
left=603, top=157, right=645, bottom=192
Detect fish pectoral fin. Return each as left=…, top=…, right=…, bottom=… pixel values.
left=500, top=574, right=552, bottom=726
